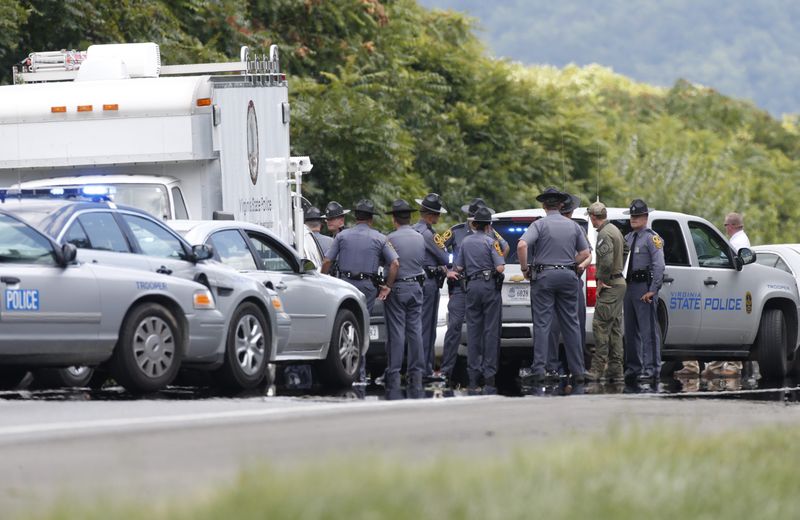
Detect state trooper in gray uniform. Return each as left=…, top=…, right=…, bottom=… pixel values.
left=546, top=194, right=591, bottom=379
left=440, top=198, right=509, bottom=384
left=518, top=187, right=591, bottom=384
left=454, top=206, right=505, bottom=391
left=413, top=193, right=450, bottom=379
left=384, top=199, right=426, bottom=396
left=622, top=199, right=665, bottom=382
left=323, top=201, right=350, bottom=277
left=305, top=206, right=334, bottom=256
left=322, top=199, right=399, bottom=383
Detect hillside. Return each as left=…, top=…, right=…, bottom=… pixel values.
left=419, top=0, right=800, bottom=118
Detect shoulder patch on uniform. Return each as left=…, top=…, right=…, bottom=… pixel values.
left=494, top=241, right=502, bottom=255
left=652, top=235, right=663, bottom=249
left=597, top=241, right=612, bottom=256
left=433, top=233, right=446, bottom=249
left=442, top=229, right=453, bottom=241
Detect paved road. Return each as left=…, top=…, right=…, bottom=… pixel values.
left=1, top=387, right=799, bottom=518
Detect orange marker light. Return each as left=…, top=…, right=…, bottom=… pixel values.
left=77, top=105, right=93, bottom=112
left=50, top=106, right=67, bottom=113
left=196, top=98, right=212, bottom=107
left=103, top=104, right=119, bottom=111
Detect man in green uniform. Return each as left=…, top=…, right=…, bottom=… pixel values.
left=586, top=201, right=627, bottom=381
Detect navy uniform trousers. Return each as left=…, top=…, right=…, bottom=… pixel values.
left=383, top=281, right=424, bottom=389
left=465, top=279, right=501, bottom=384
left=440, top=284, right=465, bottom=378
left=531, top=270, right=585, bottom=377
left=347, top=278, right=377, bottom=381
left=623, top=281, right=661, bottom=378
left=420, top=277, right=440, bottom=376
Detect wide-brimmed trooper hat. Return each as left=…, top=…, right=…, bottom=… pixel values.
left=461, top=197, right=486, bottom=216
left=324, top=201, right=350, bottom=219
left=415, top=193, right=448, bottom=214
left=304, top=206, right=324, bottom=222
left=535, top=186, right=569, bottom=204
left=623, top=198, right=652, bottom=216
left=387, top=199, right=417, bottom=215
left=560, top=194, right=581, bottom=215
left=468, top=206, right=495, bottom=223
left=353, top=198, right=381, bottom=215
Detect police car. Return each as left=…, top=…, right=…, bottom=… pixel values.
left=0, top=194, right=292, bottom=390
left=170, top=220, right=370, bottom=387
left=492, top=206, right=800, bottom=380
left=0, top=209, right=231, bottom=393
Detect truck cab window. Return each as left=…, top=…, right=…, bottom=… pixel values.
left=651, top=219, right=690, bottom=266
left=688, top=221, right=733, bottom=269
left=171, top=187, right=189, bottom=220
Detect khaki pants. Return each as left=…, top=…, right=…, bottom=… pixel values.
left=590, top=282, right=625, bottom=377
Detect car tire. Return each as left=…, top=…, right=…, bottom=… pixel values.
left=215, top=302, right=269, bottom=390
left=319, top=309, right=362, bottom=387
left=0, top=368, right=29, bottom=390
left=33, top=366, right=95, bottom=388
left=109, top=303, right=183, bottom=393
left=754, top=308, right=787, bottom=381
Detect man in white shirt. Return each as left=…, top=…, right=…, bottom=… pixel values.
left=675, top=212, right=750, bottom=378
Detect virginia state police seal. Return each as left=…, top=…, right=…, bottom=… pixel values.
left=247, top=100, right=259, bottom=185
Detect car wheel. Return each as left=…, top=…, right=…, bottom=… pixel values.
left=33, top=366, right=95, bottom=388
left=319, top=309, right=362, bottom=387
left=215, top=302, right=269, bottom=390
left=0, top=368, right=29, bottom=390
left=754, top=308, right=787, bottom=381
left=109, top=303, right=183, bottom=393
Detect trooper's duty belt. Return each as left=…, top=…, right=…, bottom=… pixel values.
left=534, top=264, right=576, bottom=273
left=467, top=270, right=495, bottom=282
left=397, top=274, right=426, bottom=284
left=424, top=266, right=440, bottom=279
left=340, top=272, right=378, bottom=281
left=629, top=269, right=653, bottom=283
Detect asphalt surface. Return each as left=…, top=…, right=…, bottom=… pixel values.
left=1, top=380, right=800, bottom=518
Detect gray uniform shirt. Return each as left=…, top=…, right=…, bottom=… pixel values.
left=445, top=222, right=509, bottom=266
left=413, top=220, right=450, bottom=268
left=387, top=225, right=426, bottom=279
left=326, top=223, right=399, bottom=274
left=519, top=210, right=590, bottom=265
left=455, top=230, right=505, bottom=276
left=625, top=228, right=665, bottom=293
left=313, top=231, right=334, bottom=257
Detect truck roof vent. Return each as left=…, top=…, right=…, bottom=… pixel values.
left=83, top=43, right=161, bottom=79
left=75, top=56, right=130, bottom=81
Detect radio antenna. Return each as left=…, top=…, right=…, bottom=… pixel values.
left=595, top=143, right=601, bottom=202
left=560, top=130, right=567, bottom=190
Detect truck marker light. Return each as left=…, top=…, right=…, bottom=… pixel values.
left=196, top=98, right=212, bottom=107
left=77, top=105, right=93, bottom=112
left=51, top=106, right=67, bottom=113
left=103, top=104, right=119, bottom=111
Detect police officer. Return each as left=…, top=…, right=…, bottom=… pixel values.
left=454, top=206, right=505, bottom=391
left=305, top=206, right=333, bottom=256
left=545, top=194, right=590, bottom=379
left=440, top=198, right=509, bottom=384
left=324, top=201, right=349, bottom=237
left=413, top=193, right=450, bottom=379
left=622, top=199, right=665, bottom=382
left=384, top=199, right=426, bottom=396
left=322, top=199, right=399, bottom=383
left=586, top=201, right=627, bottom=381
left=517, top=187, right=591, bottom=384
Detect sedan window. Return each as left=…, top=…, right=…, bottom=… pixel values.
left=121, top=214, right=184, bottom=259
left=247, top=233, right=294, bottom=272
left=0, top=214, right=56, bottom=265
left=754, top=252, right=778, bottom=268
left=76, top=213, right=130, bottom=253
left=209, top=230, right=258, bottom=271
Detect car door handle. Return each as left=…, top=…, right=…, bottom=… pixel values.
left=275, top=282, right=288, bottom=290
left=663, top=275, right=675, bottom=283
left=156, top=266, right=173, bottom=275
left=703, top=278, right=718, bottom=286
left=1, top=276, right=20, bottom=285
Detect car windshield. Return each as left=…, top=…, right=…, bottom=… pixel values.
left=493, top=217, right=589, bottom=264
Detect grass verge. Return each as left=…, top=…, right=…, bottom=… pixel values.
left=31, top=425, right=800, bottom=520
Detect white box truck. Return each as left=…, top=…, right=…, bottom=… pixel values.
left=0, top=42, right=311, bottom=254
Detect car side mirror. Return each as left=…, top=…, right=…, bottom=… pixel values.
left=737, top=247, right=756, bottom=270
left=299, top=258, right=317, bottom=273
left=59, top=243, right=77, bottom=267
left=191, top=244, right=214, bottom=263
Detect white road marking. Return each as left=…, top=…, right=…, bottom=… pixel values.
left=0, top=395, right=495, bottom=441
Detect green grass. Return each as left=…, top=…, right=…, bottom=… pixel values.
left=32, top=425, right=800, bottom=520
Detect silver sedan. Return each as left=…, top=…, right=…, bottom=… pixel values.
left=0, top=210, right=228, bottom=393
left=170, top=220, right=370, bottom=387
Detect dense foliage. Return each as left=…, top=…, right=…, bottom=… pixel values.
left=1, top=0, right=799, bottom=242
